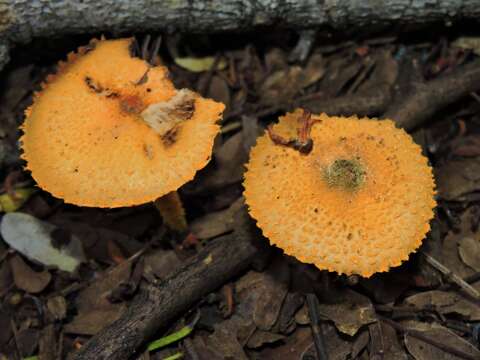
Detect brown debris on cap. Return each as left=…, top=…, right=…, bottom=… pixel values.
left=244, top=109, right=436, bottom=277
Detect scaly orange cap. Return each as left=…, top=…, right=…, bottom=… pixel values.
left=244, top=110, right=436, bottom=277
left=21, top=38, right=224, bottom=207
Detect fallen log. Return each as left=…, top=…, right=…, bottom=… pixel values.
left=1, top=0, right=480, bottom=70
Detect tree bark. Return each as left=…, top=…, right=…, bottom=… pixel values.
left=71, top=206, right=269, bottom=360
left=1, top=0, right=480, bottom=70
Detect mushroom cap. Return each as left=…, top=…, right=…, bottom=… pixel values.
left=21, top=38, right=224, bottom=207
left=244, top=110, right=436, bottom=277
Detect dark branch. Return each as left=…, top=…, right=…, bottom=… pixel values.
left=71, top=206, right=268, bottom=360
left=385, top=60, right=480, bottom=130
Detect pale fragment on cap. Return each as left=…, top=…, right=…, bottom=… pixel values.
left=141, top=88, right=197, bottom=136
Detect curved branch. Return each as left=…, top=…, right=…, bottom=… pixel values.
left=385, top=60, right=480, bottom=130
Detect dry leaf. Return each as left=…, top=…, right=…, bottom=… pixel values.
left=174, top=56, right=227, bottom=72
left=451, top=135, right=480, bottom=157
left=299, top=52, right=326, bottom=88
left=352, top=330, right=370, bottom=358
left=403, top=321, right=480, bottom=360
left=264, top=48, right=288, bottom=72
left=458, top=236, right=480, bottom=271
left=259, top=327, right=313, bottom=360
left=452, top=36, right=480, bottom=56
left=16, top=328, right=39, bottom=357
left=317, top=289, right=376, bottom=336
left=359, top=50, right=398, bottom=92
left=276, top=292, right=304, bottom=334
left=46, top=296, right=68, bottom=322
left=405, top=290, right=480, bottom=320
left=0, top=260, right=12, bottom=295
left=191, top=336, right=225, bottom=360
left=189, top=118, right=260, bottom=193
left=9, top=255, right=51, bottom=293
left=206, top=318, right=251, bottom=360
left=369, top=321, right=408, bottom=360
left=360, top=271, right=412, bottom=304
left=435, top=158, right=480, bottom=200
left=246, top=329, right=285, bottom=349
left=236, top=259, right=289, bottom=331
left=38, top=324, right=58, bottom=360
left=294, top=303, right=310, bottom=325
left=190, top=198, right=243, bottom=239
left=259, top=67, right=303, bottom=106
left=64, top=261, right=131, bottom=335
left=439, top=208, right=477, bottom=279
left=207, top=75, right=231, bottom=109
left=0, top=310, right=12, bottom=346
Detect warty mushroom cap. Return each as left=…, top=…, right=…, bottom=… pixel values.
left=21, top=38, right=224, bottom=207
left=244, top=110, right=436, bottom=277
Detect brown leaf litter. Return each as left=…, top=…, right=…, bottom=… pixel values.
left=2, top=31, right=480, bottom=359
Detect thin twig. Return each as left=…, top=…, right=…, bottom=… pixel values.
left=375, top=303, right=435, bottom=316
left=368, top=321, right=386, bottom=359
left=220, top=121, right=242, bottom=134
left=288, top=29, right=317, bottom=63
left=464, top=272, right=480, bottom=284
left=422, top=251, right=480, bottom=300
left=149, top=35, right=162, bottom=65
left=306, top=293, right=329, bottom=360
left=57, top=330, right=64, bottom=360
left=470, top=91, right=480, bottom=104
left=438, top=271, right=480, bottom=292
left=132, top=37, right=141, bottom=58
left=182, top=338, right=200, bottom=360
left=197, top=53, right=222, bottom=95
left=221, top=283, right=234, bottom=318
left=379, top=315, right=478, bottom=360
left=10, top=319, right=21, bottom=360
left=141, top=35, right=151, bottom=61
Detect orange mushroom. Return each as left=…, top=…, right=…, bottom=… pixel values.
left=244, top=109, right=436, bottom=277
left=20, top=38, right=224, bottom=230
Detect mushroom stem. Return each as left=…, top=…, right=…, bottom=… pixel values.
left=154, top=191, right=188, bottom=232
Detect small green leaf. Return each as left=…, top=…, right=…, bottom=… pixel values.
left=147, top=325, right=193, bottom=352
left=164, top=352, right=183, bottom=360
left=0, top=188, right=36, bottom=213
left=147, top=312, right=200, bottom=352
left=174, top=56, right=226, bottom=72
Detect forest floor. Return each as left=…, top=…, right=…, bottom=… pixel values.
left=1, top=28, right=480, bottom=359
